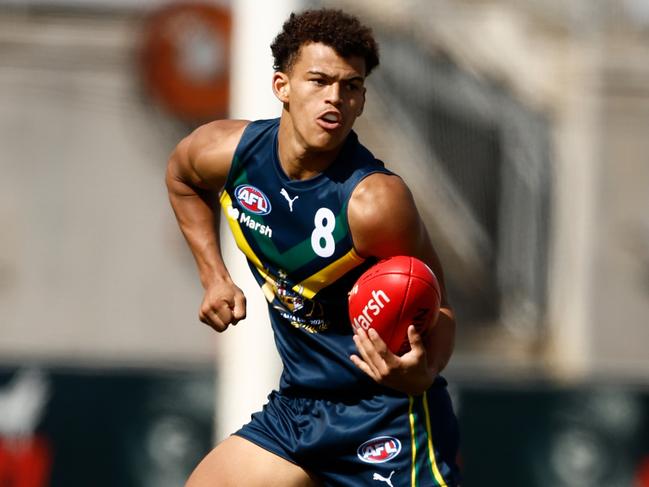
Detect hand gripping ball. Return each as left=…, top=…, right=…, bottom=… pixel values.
left=348, top=256, right=441, bottom=355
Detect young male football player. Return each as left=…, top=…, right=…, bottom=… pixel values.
left=166, top=8, right=460, bottom=487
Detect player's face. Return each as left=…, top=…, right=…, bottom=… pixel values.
left=274, top=42, right=366, bottom=152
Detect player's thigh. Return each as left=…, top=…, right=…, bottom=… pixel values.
left=185, top=435, right=322, bottom=487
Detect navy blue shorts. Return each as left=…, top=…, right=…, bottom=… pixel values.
left=234, top=378, right=460, bottom=486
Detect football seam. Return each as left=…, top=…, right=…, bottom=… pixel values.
left=395, top=258, right=414, bottom=349
left=409, top=275, right=442, bottom=327
left=361, top=271, right=437, bottom=285
left=409, top=275, right=441, bottom=299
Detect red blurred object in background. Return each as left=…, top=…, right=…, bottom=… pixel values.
left=140, top=2, right=231, bottom=122
left=0, top=437, right=51, bottom=487
left=636, top=456, right=649, bottom=487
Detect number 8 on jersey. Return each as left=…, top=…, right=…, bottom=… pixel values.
left=311, top=207, right=336, bottom=258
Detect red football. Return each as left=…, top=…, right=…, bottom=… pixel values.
left=348, top=256, right=441, bottom=355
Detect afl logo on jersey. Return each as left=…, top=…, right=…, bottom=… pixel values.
left=357, top=436, right=402, bottom=464
left=235, top=184, right=271, bottom=215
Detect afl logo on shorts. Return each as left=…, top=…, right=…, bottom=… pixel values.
left=235, top=184, right=271, bottom=215
left=357, top=436, right=402, bottom=464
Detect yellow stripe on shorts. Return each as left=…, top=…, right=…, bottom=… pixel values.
left=408, top=396, right=418, bottom=487
left=423, top=393, right=447, bottom=486
left=409, top=394, right=448, bottom=487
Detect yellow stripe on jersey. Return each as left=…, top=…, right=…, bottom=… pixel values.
left=219, top=192, right=288, bottom=294
left=220, top=191, right=265, bottom=272
left=293, top=248, right=365, bottom=299
left=261, top=282, right=276, bottom=303
left=409, top=396, right=417, bottom=487
left=221, top=190, right=365, bottom=301
left=423, top=393, right=447, bottom=486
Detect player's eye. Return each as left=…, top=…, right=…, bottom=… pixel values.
left=345, top=81, right=363, bottom=92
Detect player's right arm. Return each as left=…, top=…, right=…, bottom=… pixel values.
left=165, top=120, right=249, bottom=332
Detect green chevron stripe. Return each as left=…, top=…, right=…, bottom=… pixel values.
left=223, top=172, right=350, bottom=274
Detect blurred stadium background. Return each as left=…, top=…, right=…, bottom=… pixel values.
left=0, top=0, right=648, bottom=485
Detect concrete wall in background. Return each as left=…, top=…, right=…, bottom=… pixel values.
left=594, top=28, right=649, bottom=379
left=1, top=1, right=648, bottom=382
left=328, top=0, right=649, bottom=382
left=0, top=10, right=215, bottom=367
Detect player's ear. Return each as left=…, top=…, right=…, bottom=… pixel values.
left=272, top=72, right=290, bottom=103
left=357, top=87, right=366, bottom=117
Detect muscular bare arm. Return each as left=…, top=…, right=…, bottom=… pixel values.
left=166, top=120, right=249, bottom=331
left=348, top=173, right=456, bottom=394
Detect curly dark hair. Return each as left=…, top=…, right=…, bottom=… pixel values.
left=271, top=8, right=379, bottom=76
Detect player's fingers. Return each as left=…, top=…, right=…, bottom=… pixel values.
left=199, top=310, right=227, bottom=332
left=367, top=328, right=397, bottom=362
left=352, top=331, right=382, bottom=377
left=366, top=328, right=388, bottom=352
left=396, top=326, right=426, bottom=370
left=198, top=304, right=213, bottom=326
left=200, top=301, right=233, bottom=332
left=407, top=325, right=422, bottom=347
left=350, top=354, right=378, bottom=380
left=352, top=332, right=374, bottom=366
left=356, top=329, right=390, bottom=377
left=407, top=325, right=425, bottom=359
left=366, top=328, right=397, bottom=374
left=231, top=293, right=247, bottom=325
left=218, top=305, right=236, bottom=326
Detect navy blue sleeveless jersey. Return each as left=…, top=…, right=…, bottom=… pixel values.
left=220, top=118, right=393, bottom=395
left=221, top=119, right=461, bottom=486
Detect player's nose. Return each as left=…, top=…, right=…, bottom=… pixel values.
left=325, top=82, right=342, bottom=105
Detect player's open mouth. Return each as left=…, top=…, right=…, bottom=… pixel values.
left=317, top=111, right=342, bottom=130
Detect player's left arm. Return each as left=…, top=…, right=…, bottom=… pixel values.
left=348, top=172, right=456, bottom=395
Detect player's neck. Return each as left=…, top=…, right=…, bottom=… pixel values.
left=277, top=117, right=343, bottom=181
left=278, top=143, right=340, bottom=181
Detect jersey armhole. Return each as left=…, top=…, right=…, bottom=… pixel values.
left=222, top=121, right=253, bottom=190
left=344, top=167, right=398, bottom=255
left=223, top=118, right=280, bottom=191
